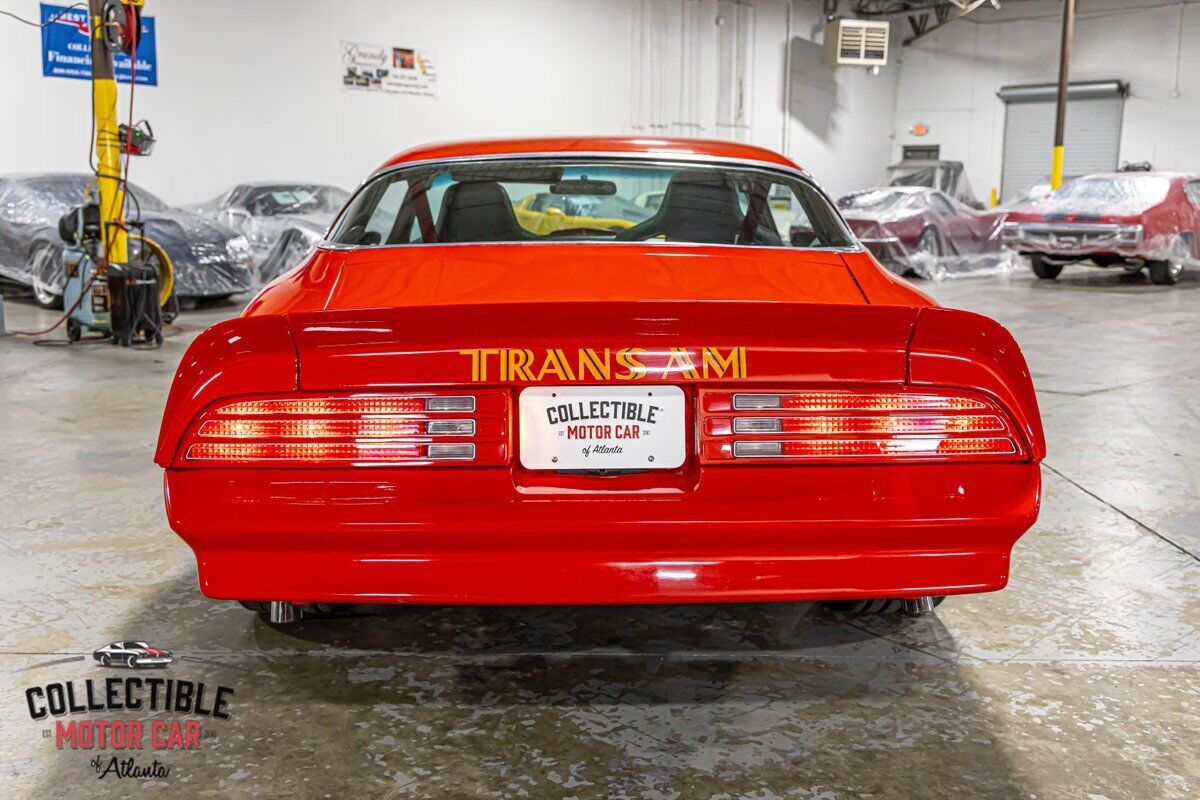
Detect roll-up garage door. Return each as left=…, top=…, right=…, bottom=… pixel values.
left=998, top=80, right=1126, bottom=202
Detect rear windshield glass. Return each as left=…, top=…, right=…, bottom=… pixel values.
left=241, top=185, right=349, bottom=216
left=1043, top=175, right=1170, bottom=208
left=838, top=189, right=913, bottom=212
left=328, top=159, right=854, bottom=249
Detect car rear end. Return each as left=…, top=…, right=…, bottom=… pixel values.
left=156, top=300, right=1043, bottom=606
left=1000, top=173, right=1174, bottom=264
left=1001, top=213, right=1144, bottom=261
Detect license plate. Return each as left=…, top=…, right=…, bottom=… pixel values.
left=518, top=386, right=686, bottom=470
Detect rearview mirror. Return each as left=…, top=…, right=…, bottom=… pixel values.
left=550, top=179, right=616, bottom=196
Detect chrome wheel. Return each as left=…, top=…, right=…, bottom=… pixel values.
left=1148, top=238, right=1188, bottom=286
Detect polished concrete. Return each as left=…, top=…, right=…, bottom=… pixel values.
left=1, top=265, right=1197, bottom=798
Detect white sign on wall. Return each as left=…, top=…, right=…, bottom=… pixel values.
left=341, top=41, right=437, bottom=98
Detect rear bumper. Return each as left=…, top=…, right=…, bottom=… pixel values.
left=164, top=463, right=1041, bottom=605
left=1001, top=222, right=1143, bottom=259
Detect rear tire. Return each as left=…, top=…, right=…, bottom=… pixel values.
left=1030, top=255, right=1063, bottom=280
left=911, top=227, right=945, bottom=280
left=822, top=596, right=946, bottom=616
left=1147, top=237, right=1187, bottom=285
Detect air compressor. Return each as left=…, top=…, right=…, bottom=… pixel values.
left=58, top=198, right=163, bottom=347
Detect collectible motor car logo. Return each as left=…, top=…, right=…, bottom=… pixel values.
left=459, top=346, right=747, bottom=382
left=19, top=641, right=237, bottom=782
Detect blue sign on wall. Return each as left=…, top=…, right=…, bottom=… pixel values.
left=40, top=3, right=158, bottom=85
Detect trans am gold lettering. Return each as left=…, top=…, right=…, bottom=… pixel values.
left=664, top=348, right=700, bottom=380
left=577, top=348, right=611, bottom=381
left=505, top=348, right=536, bottom=382
left=459, top=347, right=746, bottom=382
left=614, top=348, right=648, bottom=381
left=702, top=346, right=745, bottom=379
left=536, top=348, right=576, bottom=382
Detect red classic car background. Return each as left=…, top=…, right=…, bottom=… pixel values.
left=832, top=187, right=1007, bottom=279
left=1002, top=171, right=1200, bottom=285
left=155, top=137, right=1043, bottom=615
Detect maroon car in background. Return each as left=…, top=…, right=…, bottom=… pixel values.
left=829, top=187, right=1006, bottom=279
left=1002, top=172, right=1199, bottom=285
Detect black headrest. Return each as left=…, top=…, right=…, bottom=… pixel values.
left=437, top=182, right=527, bottom=243
left=651, top=171, right=743, bottom=244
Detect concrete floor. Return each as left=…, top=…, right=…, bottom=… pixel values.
left=1, top=265, right=1197, bottom=799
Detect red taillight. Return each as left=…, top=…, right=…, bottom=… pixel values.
left=178, top=392, right=508, bottom=467
left=701, top=389, right=1024, bottom=464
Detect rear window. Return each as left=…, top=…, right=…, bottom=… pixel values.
left=241, top=185, right=349, bottom=216
left=328, top=159, right=854, bottom=249
left=1039, top=175, right=1171, bottom=212
left=838, top=189, right=912, bottom=212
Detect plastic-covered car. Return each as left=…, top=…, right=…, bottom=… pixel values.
left=189, top=183, right=349, bottom=282
left=887, top=159, right=984, bottom=209
left=156, top=137, right=1044, bottom=621
left=832, top=187, right=1008, bottom=279
left=1002, top=172, right=1200, bottom=285
left=0, top=173, right=254, bottom=308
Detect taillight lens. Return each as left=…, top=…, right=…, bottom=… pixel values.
left=702, top=389, right=1024, bottom=463
left=178, top=391, right=507, bottom=467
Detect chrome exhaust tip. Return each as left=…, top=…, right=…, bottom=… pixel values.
left=269, top=601, right=302, bottom=624
left=901, top=596, right=936, bottom=616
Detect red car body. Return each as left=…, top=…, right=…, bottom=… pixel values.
left=835, top=187, right=1006, bottom=277
left=156, top=137, right=1044, bottom=607
left=1002, top=171, right=1200, bottom=284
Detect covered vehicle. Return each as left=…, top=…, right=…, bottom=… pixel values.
left=156, top=137, right=1044, bottom=620
left=0, top=173, right=254, bottom=308
left=1002, top=172, right=1200, bottom=285
left=887, top=159, right=984, bottom=209
left=188, top=182, right=349, bottom=282
left=832, top=187, right=1008, bottom=279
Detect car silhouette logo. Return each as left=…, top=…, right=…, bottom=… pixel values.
left=92, top=641, right=174, bottom=669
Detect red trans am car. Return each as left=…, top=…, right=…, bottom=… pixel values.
left=1002, top=171, right=1200, bottom=285
left=155, top=137, right=1044, bottom=622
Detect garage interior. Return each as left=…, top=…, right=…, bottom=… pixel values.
left=1, top=0, right=1198, bottom=797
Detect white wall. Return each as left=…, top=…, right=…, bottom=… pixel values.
left=892, top=0, right=1200, bottom=201
left=0, top=0, right=900, bottom=206
left=0, top=0, right=635, bottom=204
left=783, top=3, right=900, bottom=198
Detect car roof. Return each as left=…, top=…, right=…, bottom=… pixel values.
left=233, top=181, right=347, bottom=189
left=848, top=186, right=932, bottom=197
left=1074, top=171, right=1197, bottom=182
left=376, top=137, right=803, bottom=174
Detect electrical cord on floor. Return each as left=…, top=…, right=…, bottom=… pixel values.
left=10, top=266, right=102, bottom=337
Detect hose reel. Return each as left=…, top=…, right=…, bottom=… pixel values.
left=99, top=0, right=142, bottom=56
